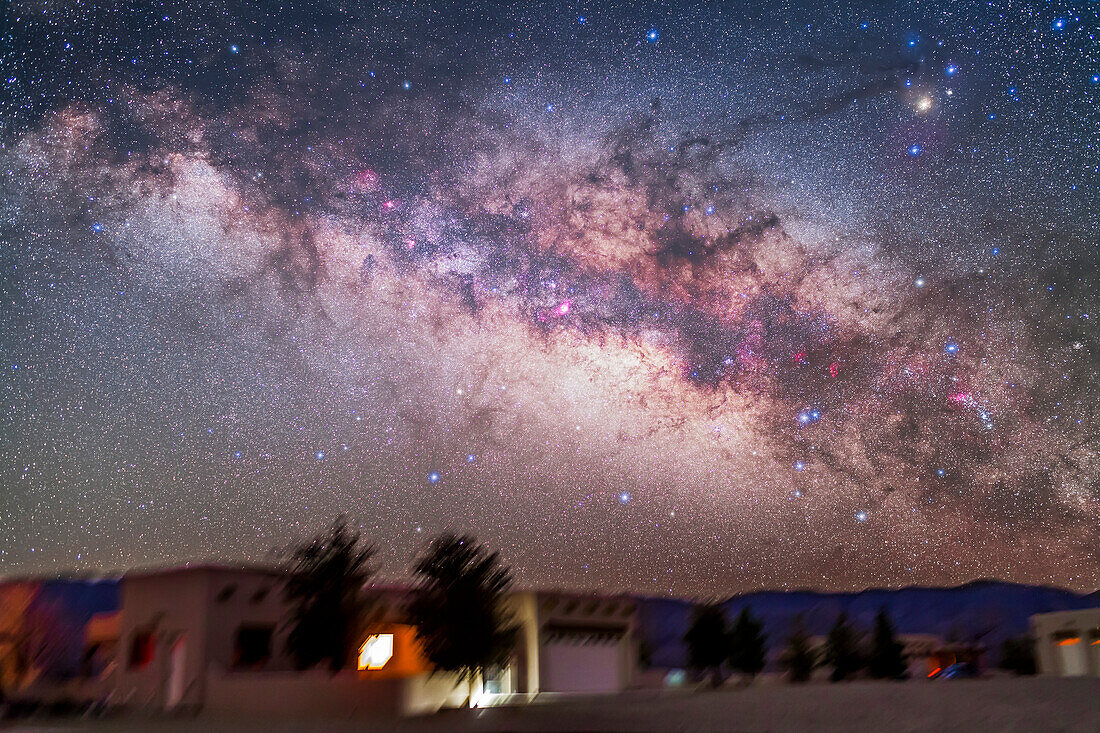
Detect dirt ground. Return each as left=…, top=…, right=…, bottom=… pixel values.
left=8, top=676, right=1100, bottom=733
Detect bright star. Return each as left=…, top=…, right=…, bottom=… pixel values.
left=619, top=492, right=631, bottom=504
left=945, top=64, right=958, bottom=76
left=315, top=451, right=325, bottom=460
left=229, top=44, right=239, bottom=54
left=646, top=28, right=658, bottom=42
left=908, top=143, right=923, bottom=157
left=855, top=511, right=868, bottom=522
left=914, top=277, right=925, bottom=288
left=428, top=472, right=440, bottom=484
left=466, top=454, right=476, bottom=462
left=944, top=342, right=959, bottom=355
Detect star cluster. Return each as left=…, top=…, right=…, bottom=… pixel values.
left=1, top=0, right=1097, bottom=594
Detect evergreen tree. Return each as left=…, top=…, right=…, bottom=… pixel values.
left=684, top=602, right=728, bottom=687
left=867, top=609, right=907, bottom=679
left=283, top=517, right=375, bottom=671
left=778, top=614, right=816, bottom=683
left=728, top=607, right=768, bottom=680
left=823, top=611, right=864, bottom=681
left=999, top=635, right=1037, bottom=675
left=405, top=534, right=517, bottom=684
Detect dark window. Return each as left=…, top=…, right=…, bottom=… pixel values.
left=216, top=584, right=238, bottom=602
left=129, top=632, right=155, bottom=670
left=233, top=625, right=274, bottom=669
left=250, top=587, right=269, bottom=604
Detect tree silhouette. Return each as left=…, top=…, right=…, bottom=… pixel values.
left=867, top=609, right=907, bottom=679
left=728, top=607, right=768, bottom=681
left=824, top=611, right=864, bottom=681
left=283, top=517, right=375, bottom=672
left=684, top=602, right=728, bottom=687
left=405, top=534, right=517, bottom=684
left=999, top=635, right=1037, bottom=675
left=778, top=614, right=816, bottom=683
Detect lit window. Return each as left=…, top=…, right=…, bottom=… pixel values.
left=358, top=633, right=394, bottom=670
left=1057, top=637, right=1080, bottom=646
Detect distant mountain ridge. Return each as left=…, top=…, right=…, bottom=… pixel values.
left=637, top=580, right=1100, bottom=669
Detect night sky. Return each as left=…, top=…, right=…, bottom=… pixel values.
left=1, top=1, right=1097, bottom=596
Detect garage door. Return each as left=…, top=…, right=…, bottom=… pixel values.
left=1057, top=638, right=1088, bottom=676
left=542, top=639, right=623, bottom=693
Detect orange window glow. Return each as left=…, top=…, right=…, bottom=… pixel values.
left=358, top=633, right=394, bottom=670
left=1057, top=638, right=1080, bottom=646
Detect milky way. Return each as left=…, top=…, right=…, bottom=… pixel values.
left=1, top=1, right=1097, bottom=594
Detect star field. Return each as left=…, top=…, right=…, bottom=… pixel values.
left=1, top=0, right=1097, bottom=595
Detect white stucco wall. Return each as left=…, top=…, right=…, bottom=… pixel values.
left=1031, top=607, right=1100, bottom=677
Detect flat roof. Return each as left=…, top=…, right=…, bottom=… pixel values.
left=1031, top=607, right=1100, bottom=622
left=123, top=562, right=285, bottom=580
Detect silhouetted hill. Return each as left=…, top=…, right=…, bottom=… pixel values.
left=638, top=581, right=1099, bottom=670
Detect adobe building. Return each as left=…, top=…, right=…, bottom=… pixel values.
left=104, top=565, right=639, bottom=717
left=112, top=565, right=293, bottom=711
left=1031, top=607, right=1100, bottom=677
left=109, top=566, right=466, bottom=717
left=510, top=590, right=639, bottom=696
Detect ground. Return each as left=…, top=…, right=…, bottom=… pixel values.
left=8, top=677, right=1100, bottom=732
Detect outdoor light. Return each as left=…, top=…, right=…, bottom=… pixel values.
left=358, top=633, right=394, bottom=670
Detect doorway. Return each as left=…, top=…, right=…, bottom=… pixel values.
left=165, top=634, right=187, bottom=708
